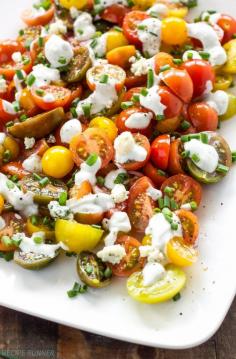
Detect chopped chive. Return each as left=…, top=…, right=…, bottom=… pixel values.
left=100, top=74, right=109, bottom=84
left=85, top=264, right=93, bottom=274
left=67, top=282, right=87, bottom=298
left=162, top=207, right=172, bottom=217
left=149, top=11, right=158, bottom=18
left=158, top=197, right=164, bottom=209
left=153, top=207, right=161, bottom=213
left=191, top=153, right=200, bottom=163
left=19, top=29, right=24, bottom=36
left=10, top=174, right=18, bottom=182
left=231, top=151, right=236, bottom=162
left=39, top=177, right=50, bottom=187
left=3, top=149, right=12, bottom=163
left=16, top=69, right=24, bottom=80
left=156, top=114, right=165, bottom=121
left=30, top=215, right=38, bottom=225
left=160, top=65, right=170, bottom=72
left=170, top=199, right=179, bottom=210
left=77, top=29, right=84, bottom=35
left=173, top=292, right=181, bottom=301
left=181, top=134, right=190, bottom=142
left=190, top=201, right=198, bottom=211
left=140, top=88, right=148, bottom=97
left=137, top=24, right=147, bottom=31
left=181, top=150, right=190, bottom=158
left=207, top=10, right=216, bottom=14
left=35, top=89, right=44, bottom=96
left=59, top=192, right=67, bottom=206
left=216, top=164, right=229, bottom=174
left=147, top=69, right=154, bottom=88
left=180, top=120, right=191, bottom=131
left=5, top=121, right=14, bottom=127
left=90, top=38, right=98, bottom=49
left=127, top=0, right=134, bottom=7
left=164, top=186, right=174, bottom=195
left=199, top=51, right=210, bottom=60
left=173, top=58, right=183, bottom=66
left=12, top=101, right=20, bottom=112
left=19, top=114, right=28, bottom=122
left=92, top=31, right=102, bottom=39
left=163, top=195, right=170, bottom=208
left=184, top=44, right=193, bottom=51
left=86, top=153, right=98, bottom=166
left=104, top=267, right=112, bottom=278
left=22, top=56, right=30, bottom=65
left=2, top=236, right=13, bottom=247
left=121, top=101, right=133, bottom=110
left=33, top=173, right=42, bottom=181
left=189, top=133, right=201, bottom=140
left=58, top=56, right=67, bottom=65
left=157, top=169, right=166, bottom=176
left=171, top=222, right=178, bottom=230
left=82, top=103, right=92, bottom=117
left=200, top=133, right=208, bottom=144
left=187, top=52, right=193, bottom=60
left=6, top=180, right=14, bottom=190
left=96, top=176, right=105, bottom=186
left=113, top=26, right=122, bottom=32
left=114, top=172, right=129, bottom=184
left=70, top=107, right=77, bottom=117
left=131, top=94, right=140, bottom=103
left=27, top=73, right=36, bottom=86
left=38, top=36, right=43, bottom=47
left=33, top=236, right=43, bottom=244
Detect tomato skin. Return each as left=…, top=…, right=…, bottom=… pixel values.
left=154, top=52, right=174, bottom=73
left=101, top=4, right=130, bottom=26
left=166, top=236, right=198, bottom=267
left=69, top=128, right=114, bottom=169
left=217, top=14, right=236, bottom=44
left=143, top=162, right=168, bottom=188
left=66, top=85, right=83, bottom=108
left=0, top=212, right=25, bottom=252
left=19, top=88, right=39, bottom=117
left=125, top=72, right=147, bottom=89
left=115, top=106, right=152, bottom=135
left=158, top=86, right=183, bottom=119
left=1, top=162, right=29, bottom=179
left=150, top=134, right=170, bottom=171
left=128, top=176, right=155, bottom=233
left=111, top=235, right=145, bottom=277
left=188, top=102, right=218, bottom=132
left=31, top=86, right=72, bottom=111
left=122, top=87, right=143, bottom=101
left=42, top=146, right=74, bottom=179
left=175, top=209, right=199, bottom=245
left=21, top=4, right=55, bottom=27
left=122, top=11, right=149, bottom=47
left=161, top=17, right=188, bottom=45
left=0, top=99, right=16, bottom=123
left=182, top=60, right=215, bottom=99
left=161, top=68, right=193, bottom=103
left=167, top=139, right=185, bottom=175
left=118, top=133, right=150, bottom=171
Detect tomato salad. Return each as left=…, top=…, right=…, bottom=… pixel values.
left=0, top=0, right=235, bottom=304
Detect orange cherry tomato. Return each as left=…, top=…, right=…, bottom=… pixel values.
left=0, top=99, right=17, bottom=124
left=115, top=106, right=152, bottom=135
left=1, top=162, right=29, bottom=179
left=188, top=102, right=218, bottom=132
left=0, top=212, right=25, bottom=251
left=127, top=176, right=155, bottom=233
left=101, top=4, right=130, bottom=26
left=110, top=235, right=145, bottom=277
left=19, top=88, right=40, bottom=117
left=156, top=116, right=181, bottom=134
left=124, top=71, right=147, bottom=89
left=154, top=52, right=174, bottom=73
left=158, top=86, right=183, bottom=119
left=122, top=86, right=143, bottom=101
left=22, top=139, right=49, bottom=159
left=167, top=138, right=185, bottom=175
left=69, top=181, right=92, bottom=200
left=122, top=11, right=149, bottom=47
left=217, top=14, right=236, bottom=44
left=150, top=134, right=170, bottom=171
left=69, top=128, right=114, bottom=168
left=161, top=68, right=193, bottom=103
left=161, top=174, right=202, bottom=209
left=143, top=161, right=168, bottom=188
left=21, top=4, right=55, bottom=27
left=31, top=85, right=72, bottom=111
left=175, top=209, right=199, bottom=245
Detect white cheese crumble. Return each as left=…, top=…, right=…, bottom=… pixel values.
left=48, top=20, right=67, bottom=35
left=111, top=184, right=129, bottom=203
left=104, top=168, right=128, bottom=190
left=60, top=119, right=82, bottom=144
left=24, top=137, right=35, bottom=150
left=147, top=3, right=168, bottom=18
left=114, top=131, right=147, bottom=164
left=45, top=35, right=74, bottom=68
left=12, top=52, right=22, bottom=64
left=43, top=93, right=56, bottom=103
left=48, top=201, right=73, bottom=220
left=47, top=134, right=56, bottom=144
left=137, top=18, right=162, bottom=57
left=97, top=244, right=126, bottom=265
left=146, top=185, right=162, bottom=201
left=22, top=154, right=42, bottom=173
left=74, top=11, right=96, bottom=41
left=184, top=138, right=219, bottom=173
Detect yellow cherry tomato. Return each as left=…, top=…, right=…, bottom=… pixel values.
left=89, top=116, right=118, bottom=142
left=222, top=39, right=236, bottom=74
left=132, top=0, right=156, bottom=10
left=106, top=45, right=136, bottom=69
left=26, top=217, right=55, bottom=240
left=59, top=0, right=88, bottom=10
left=213, top=74, right=233, bottom=91
left=42, top=146, right=74, bottom=179
left=3, top=135, right=20, bottom=161
left=0, top=194, right=4, bottom=214
left=161, top=17, right=188, bottom=45
left=142, top=235, right=152, bottom=245
left=166, top=236, right=198, bottom=267
left=127, top=264, right=186, bottom=304
left=55, top=219, right=104, bottom=253
left=106, top=31, right=128, bottom=53
left=167, top=7, right=188, bottom=18
left=220, top=93, right=236, bottom=121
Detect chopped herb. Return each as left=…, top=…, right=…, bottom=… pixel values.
left=207, top=10, right=216, bottom=14
left=104, top=267, right=112, bottom=278
left=77, top=29, right=84, bottom=35
left=149, top=11, right=158, bottom=18
left=181, top=150, right=190, bottom=158
left=6, top=180, right=14, bottom=190
left=70, top=107, right=77, bottom=118
left=181, top=135, right=189, bottom=143
left=96, top=176, right=105, bottom=186
left=31, top=215, right=38, bottom=225
left=181, top=0, right=197, bottom=9
left=173, top=58, right=183, bottom=66
left=59, top=192, right=67, bottom=206
left=114, top=172, right=129, bottom=184
left=200, top=133, right=208, bottom=144
left=0, top=251, right=14, bottom=262
left=67, top=282, right=87, bottom=298
left=170, top=199, right=179, bottom=210
left=131, top=94, right=140, bottom=103
left=171, top=222, right=178, bottom=230
left=22, top=56, right=31, bottom=65
left=85, top=264, right=93, bottom=274
left=157, top=169, right=166, bottom=176
left=163, top=195, right=170, bottom=208
left=147, top=69, right=154, bottom=88
left=216, top=164, right=229, bottom=174
left=19, top=29, right=24, bottom=36
left=180, top=120, right=191, bottom=131
left=100, top=74, right=109, bottom=84
left=190, top=201, right=198, bottom=211
left=12, top=101, right=20, bottom=112
left=187, top=52, right=193, bottom=60
left=121, top=101, right=133, bottom=110
left=82, top=103, right=92, bottom=117
left=19, top=114, right=28, bottom=122
left=86, top=153, right=98, bottom=166
left=231, top=151, right=236, bottom=162
left=199, top=51, right=210, bottom=60
left=27, top=73, right=36, bottom=86
left=38, top=37, right=43, bottom=47
left=5, top=121, right=14, bottom=127
left=173, top=292, right=181, bottom=301
left=33, top=236, right=43, bottom=244
left=34, top=0, right=51, bottom=11
left=2, top=236, right=13, bottom=247
left=58, top=56, right=67, bottom=65
left=153, top=207, right=161, bottom=213
left=10, top=174, right=18, bottom=182
left=156, top=114, right=165, bottom=121
left=140, top=88, right=148, bottom=97
left=137, top=25, right=147, bottom=31
left=39, top=177, right=50, bottom=187
left=33, top=173, right=42, bottom=181
left=127, top=0, right=134, bottom=7
left=191, top=153, right=200, bottom=163
left=113, top=26, right=122, bottom=32
left=184, top=44, right=193, bottom=51
left=3, top=150, right=12, bottom=163
left=35, top=89, right=45, bottom=96
left=158, top=197, right=164, bottom=209
left=90, top=38, right=98, bottom=49
left=16, top=69, right=24, bottom=80
left=164, top=186, right=174, bottom=195
left=160, top=64, right=170, bottom=72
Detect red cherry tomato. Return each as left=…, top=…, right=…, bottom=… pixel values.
left=21, top=3, right=55, bottom=27
left=31, top=85, right=71, bottom=111
left=217, top=14, right=236, bottom=44
left=167, top=139, right=185, bottom=175
left=0, top=99, right=16, bottom=123
left=122, top=87, right=143, bottom=102
left=115, top=106, right=152, bottom=135
left=143, top=162, right=168, bottom=188
left=101, top=4, right=130, bottom=26
left=158, top=86, right=183, bottom=119
left=127, top=176, right=155, bottom=233
left=122, top=11, right=149, bottom=47
left=1, top=162, right=29, bottom=179
left=188, top=102, right=218, bottom=132
left=161, top=68, right=193, bottom=103
left=125, top=71, right=147, bottom=89
left=182, top=59, right=215, bottom=99
left=150, top=134, right=170, bottom=171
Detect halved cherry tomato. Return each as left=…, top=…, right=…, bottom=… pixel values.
left=161, top=68, right=193, bottom=103
left=175, top=209, right=199, bottom=245
left=115, top=106, right=152, bottom=136
left=19, top=88, right=39, bottom=117
left=143, top=162, right=168, bottom=188
left=122, top=87, right=143, bottom=101
left=111, top=235, right=145, bottom=277
left=161, top=17, right=188, bottom=45
left=22, top=139, right=49, bottom=159
left=125, top=72, right=147, bottom=89
left=0, top=40, right=24, bottom=63
left=1, top=162, right=29, bottom=179
left=182, top=59, right=215, bottom=99
left=89, top=116, right=118, bottom=142
left=127, top=176, right=155, bottom=233
left=154, top=52, right=175, bottom=73
left=0, top=99, right=17, bottom=123
left=156, top=116, right=181, bottom=134
left=117, top=133, right=150, bottom=171
left=166, top=236, right=198, bottom=266
left=188, top=102, right=218, bottom=132
left=31, top=85, right=72, bottom=111
left=106, top=45, right=136, bottom=69
left=0, top=212, right=25, bottom=251
left=217, top=14, right=236, bottom=44
left=150, top=134, right=170, bottom=171
left=167, top=139, right=185, bottom=175
left=158, top=86, right=183, bottom=119
left=122, top=11, right=149, bottom=47
left=161, top=174, right=202, bottom=209
left=21, top=3, right=55, bottom=27
left=69, top=181, right=92, bottom=200
left=67, top=84, right=83, bottom=107
left=86, top=64, right=126, bottom=92
left=69, top=128, right=114, bottom=168
left=101, top=4, right=130, bottom=26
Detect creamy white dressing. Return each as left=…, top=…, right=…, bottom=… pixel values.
left=0, top=216, right=6, bottom=230
left=137, top=18, right=162, bottom=57
left=48, top=20, right=67, bottom=35
left=130, top=56, right=155, bottom=76
left=74, top=11, right=96, bottom=41
left=147, top=3, right=168, bottom=18
left=114, top=131, right=148, bottom=164
left=48, top=201, right=73, bottom=220
left=74, top=156, right=102, bottom=187
left=94, top=0, right=128, bottom=9
left=187, top=22, right=227, bottom=66
left=43, top=93, right=55, bottom=103
left=30, top=5, right=46, bottom=18
left=140, top=85, right=166, bottom=116
left=60, top=119, right=82, bottom=144
left=29, top=64, right=60, bottom=88
left=0, top=78, right=7, bottom=93
left=103, top=211, right=131, bottom=246
left=76, top=82, right=118, bottom=117
left=204, top=90, right=229, bottom=115
left=184, top=139, right=219, bottom=173
left=203, top=80, right=213, bottom=95
left=182, top=50, right=202, bottom=62
left=97, top=244, right=126, bottom=265
left=67, top=193, right=115, bottom=215
left=0, top=132, right=6, bottom=145
left=13, top=70, right=26, bottom=102
left=145, top=212, right=182, bottom=251
left=88, top=33, right=108, bottom=59
left=0, top=173, right=38, bottom=216
left=125, top=111, right=153, bottom=129
left=22, top=154, right=42, bottom=173
left=142, top=262, right=166, bottom=286
left=111, top=184, right=129, bottom=203
left=2, top=100, right=17, bottom=115
left=104, top=168, right=127, bottom=190
left=45, top=35, right=74, bottom=68
left=146, top=185, right=162, bottom=201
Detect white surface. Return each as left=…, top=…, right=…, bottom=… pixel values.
left=0, top=0, right=235, bottom=349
